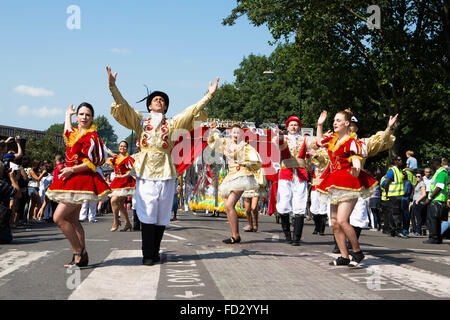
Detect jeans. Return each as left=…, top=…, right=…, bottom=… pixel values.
left=401, top=197, right=411, bottom=232
left=410, top=202, right=424, bottom=234
left=370, top=208, right=381, bottom=230
left=442, top=221, right=450, bottom=235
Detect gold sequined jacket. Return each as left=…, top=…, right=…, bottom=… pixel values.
left=110, top=84, right=213, bottom=180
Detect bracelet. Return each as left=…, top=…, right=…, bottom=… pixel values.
left=317, top=123, right=322, bottom=127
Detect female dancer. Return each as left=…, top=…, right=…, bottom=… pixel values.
left=315, top=109, right=377, bottom=267
left=106, top=141, right=135, bottom=232
left=46, top=103, right=110, bottom=267
left=208, top=123, right=266, bottom=243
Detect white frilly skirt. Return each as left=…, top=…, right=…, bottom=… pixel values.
left=218, top=175, right=259, bottom=198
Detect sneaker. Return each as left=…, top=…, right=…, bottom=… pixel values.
left=349, top=251, right=365, bottom=267
left=329, top=256, right=350, bottom=266
left=396, top=232, right=407, bottom=238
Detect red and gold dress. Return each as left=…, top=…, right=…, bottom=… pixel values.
left=107, top=153, right=136, bottom=197
left=46, top=126, right=111, bottom=204
left=316, top=132, right=377, bottom=204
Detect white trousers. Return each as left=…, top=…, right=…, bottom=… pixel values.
left=79, top=200, right=97, bottom=221
left=276, top=178, right=308, bottom=215
left=310, top=190, right=328, bottom=215
left=349, top=197, right=369, bottom=228
left=135, top=178, right=176, bottom=226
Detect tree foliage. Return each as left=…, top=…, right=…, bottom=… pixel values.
left=211, top=0, right=449, bottom=168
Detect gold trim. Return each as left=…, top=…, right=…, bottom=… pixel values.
left=64, top=125, right=98, bottom=147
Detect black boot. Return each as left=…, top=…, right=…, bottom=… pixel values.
left=133, top=210, right=141, bottom=231
left=153, top=225, right=166, bottom=262
left=319, top=215, right=327, bottom=235
left=280, top=214, right=292, bottom=244
left=141, top=223, right=156, bottom=265
left=312, top=215, right=319, bottom=234
left=292, top=215, right=305, bottom=246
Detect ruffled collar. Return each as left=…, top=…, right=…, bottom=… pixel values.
left=329, top=132, right=356, bottom=152
left=65, top=125, right=97, bottom=147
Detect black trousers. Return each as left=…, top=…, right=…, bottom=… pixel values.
left=381, top=196, right=402, bottom=236
left=141, top=223, right=165, bottom=259
left=426, top=201, right=446, bottom=243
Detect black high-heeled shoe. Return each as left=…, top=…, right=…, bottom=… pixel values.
left=76, top=248, right=89, bottom=267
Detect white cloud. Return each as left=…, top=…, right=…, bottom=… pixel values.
left=110, top=48, right=132, bottom=54
left=14, top=85, right=55, bottom=97
left=17, top=105, right=64, bottom=118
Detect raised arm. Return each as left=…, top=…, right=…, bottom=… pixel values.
left=172, top=77, right=219, bottom=132
left=107, top=66, right=143, bottom=133
left=64, top=104, right=76, bottom=133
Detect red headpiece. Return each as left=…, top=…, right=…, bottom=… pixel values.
left=285, top=115, right=302, bottom=128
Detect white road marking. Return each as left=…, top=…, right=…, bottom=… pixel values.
left=0, top=251, right=53, bottom=279
left=68, top=250, right=161, bottom=300
left=164, top=232, right=187, bottom=241
left=323, top=252, right=450, bottom=298
left=407, top=248, right=448, bottom=253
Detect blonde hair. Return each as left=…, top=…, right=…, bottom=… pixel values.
left=406, top=150, right=414, bottom=157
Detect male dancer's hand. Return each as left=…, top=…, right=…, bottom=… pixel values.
left=106, top=66, right=118, bottom=87
left=208, top=77, right=220, bottom=96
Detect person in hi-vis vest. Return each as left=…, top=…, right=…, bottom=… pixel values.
left=381, top=156, right=405, bottom=237
left=423, top=156, right=448, bottom=244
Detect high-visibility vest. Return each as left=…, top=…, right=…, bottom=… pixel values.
left=381, top=176, right=387, bottom=201
left=385, top=166, right=404, bottom=198
left=429, top=167, right=448, bottom=203
left=404, top=169, right=417, bottom=187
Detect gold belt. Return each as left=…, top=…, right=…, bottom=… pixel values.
left=281, top=158, right=307, bottom=168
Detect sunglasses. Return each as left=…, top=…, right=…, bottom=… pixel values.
left=416, top=175, right=422, bottom=178
left=395, top=159, right=402, bottom=161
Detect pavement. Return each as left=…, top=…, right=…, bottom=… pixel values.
left=1, top=210, right=450, bottom=304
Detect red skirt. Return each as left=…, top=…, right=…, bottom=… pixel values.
left=109, top=176, right=136, bottom=197
left=316, top=169, right=377, bottom=204
left=46, top=170, right=111, bottom=204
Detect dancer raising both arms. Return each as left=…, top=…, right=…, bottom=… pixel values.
left=107, top=66, right=219, bottom=266
left=47, top=103, right=110, bottom=268
left=315, top=109, right=378, bottom=267
left=274, top=111, right=327, bottom=246
left=208, top=123, right=266, bottom=244
left=106, top=141, right=135, bottom=232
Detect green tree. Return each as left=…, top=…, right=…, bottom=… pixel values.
left=222, top=0, right=449, bottom=167
left=94, top=115, right=118, bottom=149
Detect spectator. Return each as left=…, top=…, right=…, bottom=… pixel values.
left=401, top=171, right=413, bottom=236
left=442, top=158, right=450, bottom=175
left=368, top=180, right=382, bottom=231
left=0, top=161, right=20, bottom=244
left=410, top=171, right=427, bottom=236
left=1, top=136, right=23, bottom=162
left=422, top=167, right=433, bottom=234
left=26, top=160, right=47, bottom=222
left=423, top=156, right=448, bottom=244
left=37, top=160, right=54, bottom=222
left=381, top=156, right=405, bottom=238
left=405, top=150, right=418, bottom=170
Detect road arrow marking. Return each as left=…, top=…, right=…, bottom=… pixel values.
left=174, top=290, right=204, bottom=299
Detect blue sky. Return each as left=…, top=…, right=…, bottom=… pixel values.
left=0, top=0, right=275, bottom=141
